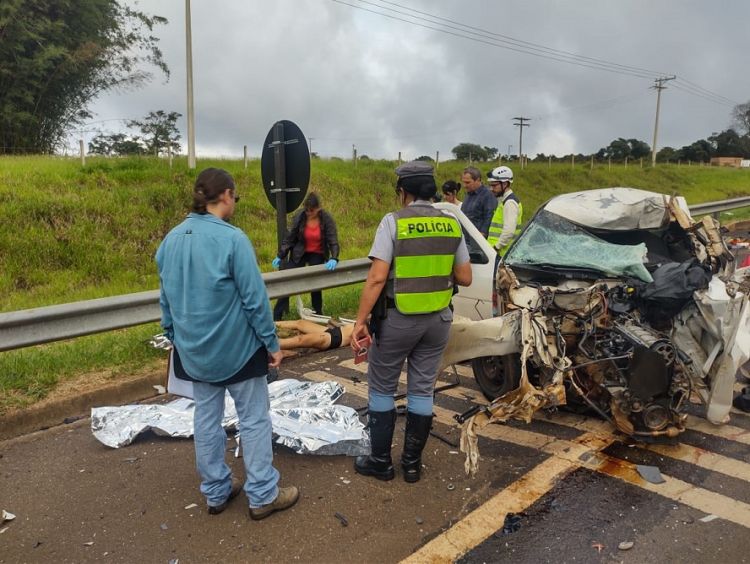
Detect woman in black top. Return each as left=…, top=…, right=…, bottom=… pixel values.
left=272, top=192, right=340, bottom=320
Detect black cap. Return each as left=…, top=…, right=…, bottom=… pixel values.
left=395, top=160, right=434, bottom=179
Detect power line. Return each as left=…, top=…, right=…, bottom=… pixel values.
left=330, top=0, right=738, bottom=107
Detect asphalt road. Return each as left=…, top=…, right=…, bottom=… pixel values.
left=1, top=348, right=749, bottom=563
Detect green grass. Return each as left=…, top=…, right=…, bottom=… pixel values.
left=1, top=155, right=749, bottom=413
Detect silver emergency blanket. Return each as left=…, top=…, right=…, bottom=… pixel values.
left=91, top=379, right=369, bottom=456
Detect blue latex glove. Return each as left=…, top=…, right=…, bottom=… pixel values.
left=272, top=257, right=281, bottom=269
left=325, top=259, right=338, bottom=271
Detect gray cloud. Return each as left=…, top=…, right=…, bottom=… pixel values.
left=84, top=0, right=750, bottom=160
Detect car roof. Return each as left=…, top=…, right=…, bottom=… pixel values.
left=543, top=187, right=690, bottom=231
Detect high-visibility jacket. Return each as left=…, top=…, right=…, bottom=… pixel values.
left=487, top=192, right=523, bottom=256
left=393, top=206, right=462, bottom=314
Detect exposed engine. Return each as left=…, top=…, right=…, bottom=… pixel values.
left=567, top=304, right=689, bottom=440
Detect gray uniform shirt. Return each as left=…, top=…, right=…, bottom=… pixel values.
left=368, top=201, right=470, bottom=298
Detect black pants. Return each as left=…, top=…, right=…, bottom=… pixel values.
left=273, top=252, right=325, bottom=320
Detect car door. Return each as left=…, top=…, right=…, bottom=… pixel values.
left=433, top=202, right=495, bottom=321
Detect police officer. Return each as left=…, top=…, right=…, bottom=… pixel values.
left=350, top=161, right=472, bottom=483
left=487, top=166, right=523, bottom=256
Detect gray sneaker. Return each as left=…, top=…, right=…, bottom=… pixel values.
left=249, top=486, right=300, bottom=520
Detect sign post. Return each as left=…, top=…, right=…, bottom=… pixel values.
left=261, top=120, right=310, bottom=257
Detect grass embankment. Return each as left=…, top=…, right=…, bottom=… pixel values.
left=1, top=156, right=749, bottom=413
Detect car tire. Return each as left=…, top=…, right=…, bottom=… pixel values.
left=471, top=354, right=522, bottom=401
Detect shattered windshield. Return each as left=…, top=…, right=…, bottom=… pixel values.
left=504, top=209, right=654, bottom=282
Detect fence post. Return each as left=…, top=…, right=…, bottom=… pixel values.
left=678, top=160, right=681, bottom=167
left=625, top=157, right=628, bottom=168
left=640, top=157, right=643, bottom=168
left=243, top=145, right=248, bottom=169
left=398, top=151, right=402, bottom=166
left=79, top=139, right=85, bottom=167
left=353, top=147, right=358, bottom=167
left=548, top=156, right=551, bottom=168
left=688, top=160, right=691, bottom=167
left=608, top=156, right=611, bottom=171
left=590, top=155, right=594, bottom=170
left=571, top=154, right=575, bottom=169
left=435, top=150, right=439, bottom=169
left=168, top=145, right=173, bottom=169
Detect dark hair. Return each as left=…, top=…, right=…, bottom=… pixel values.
left=442, top=180, right=461, bottom=194
left=462, top=166, right=481, bottom=181
left=192, top=168, right=235, bottom=213
left=397, top=175, right=437, bottom=201
left=304, top=192, right=321, bottom=210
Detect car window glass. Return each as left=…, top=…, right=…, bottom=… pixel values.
left=462, top=226, right=489, bottom=265
left=505, top=210, right=652, bottom=282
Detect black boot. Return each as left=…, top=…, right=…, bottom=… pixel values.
left=354, top=409, right=396, bottom=481
left=401, top=411, right=433, bottom=483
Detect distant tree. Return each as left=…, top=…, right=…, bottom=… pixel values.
left=483, top=146, right=499, bottom=161
left=656, top=146, right=678, bottom=163
left=127, top=110, right=180, bottom=156
left=732, top=101, right=750, bottom=135
left=88, top=134, right=113, bottom=156
left=708, top=129, right=750, bottom=158
left=415, top=155, right=434, bottom=162
left=533, top=153, right=547, bottom=162
left=0, top=1, right=168, bottom=154
left=451, top=142, right=486, bottom=161
left=358, top=154, right=370, bottom=161
left=597, top=137, right=650, bottom=160
left=678, top=139, right=715, bottom=162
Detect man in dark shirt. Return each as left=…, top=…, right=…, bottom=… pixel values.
left=460, top=166, right=497, bottom=237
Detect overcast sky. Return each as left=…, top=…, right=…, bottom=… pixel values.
left=83, top=0, right=750, bottom=160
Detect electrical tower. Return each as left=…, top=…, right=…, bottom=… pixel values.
left=650, top=76, right=676, bottom=167
left=513, top=117, right=530, bottom=167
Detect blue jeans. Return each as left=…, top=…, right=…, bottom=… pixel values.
left=192, top=377, right=280, bottom=509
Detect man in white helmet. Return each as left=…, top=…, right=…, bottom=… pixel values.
left=486, top=166, right=523, bottom=256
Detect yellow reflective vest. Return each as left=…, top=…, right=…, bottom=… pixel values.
left=393, top=207, right=462, bottom=314
left=487, top=192, right=523, bottom=256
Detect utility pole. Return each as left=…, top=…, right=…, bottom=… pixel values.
left=513, top=117, right=530, bottom=168
left=650, top=75, right=676, bottom=168
left=308, top=137, right=315, bottom=155
left=507, top=145, right=513, bottom=160
left=185, top=0, right=196, bottom=169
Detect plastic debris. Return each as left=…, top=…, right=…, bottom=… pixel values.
left=446, top=483, right=455, bottom=491
left=699, top=514, right=719, bottom=523
left=83, top=541, right=94, bottom=546
left=636, top=464, right=666, bottom=484
left=153, top=385, right=166, bottom=394
left=1, top=510, right=15, bottom=523
left=184, top=503, right=198, bottom=510
left=334, top=512, right=349, bottom=527
left=502, top=513, right=522, bottom=535
left=160, top=523, right=169, bottom=531
left=618, top=541, right=634, bottom=551
left=591, top=542, right=605, bottom=553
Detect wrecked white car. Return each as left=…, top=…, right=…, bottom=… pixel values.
left=441, top=188, right=750, bottom=472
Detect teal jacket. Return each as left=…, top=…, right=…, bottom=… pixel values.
left=156, top=213, right=279, bottom=382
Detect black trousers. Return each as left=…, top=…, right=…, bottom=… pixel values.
left=273, top=252, right=325, bottom=320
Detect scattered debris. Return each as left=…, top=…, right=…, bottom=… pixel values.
left=1, top=510, right=15, bottom=523
left=33, top=541, right=43, bottom=548
left=123, top=457, right=139, bottom=464
left=341, top=479, right=351, bottom=485
left=334, top=512, right=349, bottom=527
left=160, top=523, right=169, bottom=531
left=153, top=385, right=166, bottom=394
left=0, top=528, right=8, bottom=534
left=699, top=514, right=719, bottom=523
left=83, top=541, right=94, bottom=547
left=184, top=503, right=198, bottom=510
left=636, top=465, right=666, bottom=484
left=591, top=542, right=605, bottom=553
left=502, top=513, right=522, bottom=535
left=446, top=483, right=455, bottom=491
left=415, top=517, right=424, bottom=525
left=63, top=415, right=84, bottom=424
left=618, top=541, right=634, bottom=551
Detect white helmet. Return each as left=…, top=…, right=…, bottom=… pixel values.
left=487, top=166, right=513, bottom=184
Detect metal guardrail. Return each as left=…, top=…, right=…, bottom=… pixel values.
left=0, top=258, right=371, bottom=352
left=2, top=196, right=750, bottom=353
left=689, top=196, right=750, bottom=216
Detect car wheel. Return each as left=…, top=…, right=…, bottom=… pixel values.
left=471, top=354, right=522, bottom=401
